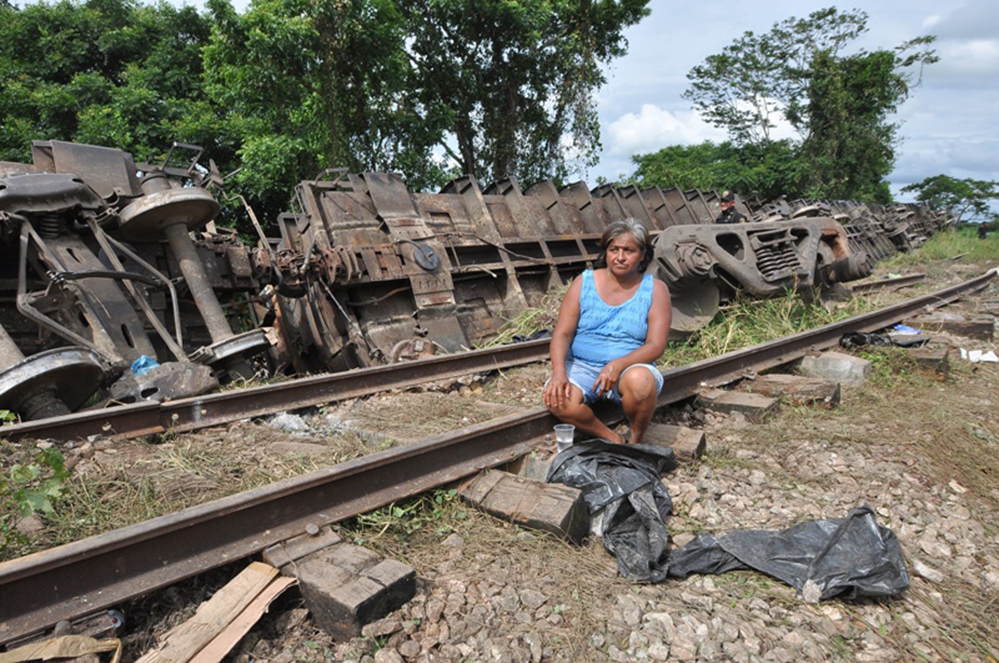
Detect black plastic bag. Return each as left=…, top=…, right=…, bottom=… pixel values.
left=547, top=440, right=676, bottom=582
left=548, top=443, right=909, bottom=599
left=840, top=331, right=893, bottom=348
left=841, top=331, right=929, bottom=349
left=511, top=329, right=552, bottom=343
left=667, top=504, right=910, bottom=601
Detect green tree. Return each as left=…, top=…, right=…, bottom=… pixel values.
left=0, top=0, right=217, bottom=164
left=681, top=7, right=936, bottom=202
left=396, top=0, right=650, bottom=184
left=201, top=0, right=327, bottom=217
left=901, top=175, right=999, bottom=223
left=628, top=140, right=806, bottom=201
left=205, top=0, right=651, bottom=213
left=683, top=7, right=869, bottom=147
left=797, top=50, right=903, bottom=202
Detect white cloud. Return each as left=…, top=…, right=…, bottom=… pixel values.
left=934, top=39, right=999, bottom=76
left=605, top=105, right=726, bottom=158
left=922, top=14, right=942, bottom=29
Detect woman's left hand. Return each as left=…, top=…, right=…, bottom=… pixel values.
left=592, top=360, right=622, bottom=396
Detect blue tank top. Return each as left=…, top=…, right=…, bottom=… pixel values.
left=570, top=270, right=654, bottom=365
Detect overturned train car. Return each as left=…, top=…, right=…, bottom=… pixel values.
left=0, top=140, right=950, bottom=421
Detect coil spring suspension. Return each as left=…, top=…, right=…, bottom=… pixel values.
left=35, top=212, right=67, bottom=239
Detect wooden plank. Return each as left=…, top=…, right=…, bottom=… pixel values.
left=0, top=635, right=120, bottom=663
left=696, top=388, right=779, bottom=422
left=294, top=546, right=416, bottom=640
left=136, top=562, right=278, bottom=663
left=643, top=423, right=706, bottom=463
left=189, top=576, right=297, bottom=663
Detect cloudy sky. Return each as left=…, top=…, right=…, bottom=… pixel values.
left=585, top=0, right=999, bottom=202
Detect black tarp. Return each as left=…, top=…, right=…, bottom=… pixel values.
left=548, top=440, right=677, bottom=582
left=548, top=441, right=909, bottom=600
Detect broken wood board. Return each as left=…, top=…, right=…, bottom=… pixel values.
left=136, top=561, right=290, bottom=663
left=0, top=635, right=121, bottom=663
left=189, top=576, right=297, bottom=663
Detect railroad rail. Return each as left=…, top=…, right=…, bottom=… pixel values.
left=0, top=269, right=994, bottom=647
left=0, top=338, right=552, bottom=444
left=0, top=269, right=947, bottom=445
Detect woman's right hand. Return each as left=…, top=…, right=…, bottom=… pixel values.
left=543, top=375, right=572, bottom=410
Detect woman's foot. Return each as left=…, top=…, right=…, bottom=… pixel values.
left=611, top=424, right=631, bottom=444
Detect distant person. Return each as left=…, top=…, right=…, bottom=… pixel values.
left=715, top=191, right=746, bottom=224
left=978, top=224, right=988, bottom=240
left=543, top=218, right=671, bottom=445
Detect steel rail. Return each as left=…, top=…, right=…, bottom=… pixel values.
left=0, top=269, right=994, bottom=646
left=851, top=273, right=926, bottom=292
left=0, top=338, right=553, bottom=444
left=0, top=269, right=965, bottom=446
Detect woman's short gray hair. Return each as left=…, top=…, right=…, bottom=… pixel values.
left=597, top=218, right=653, bottom=271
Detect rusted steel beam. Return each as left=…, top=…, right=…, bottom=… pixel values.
left=0, top=269, right=993, bottom=646
left=0, top=338, right=552, bottom=444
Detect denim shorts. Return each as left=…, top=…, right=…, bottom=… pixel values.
left=559, top=358, right=664, bottom=405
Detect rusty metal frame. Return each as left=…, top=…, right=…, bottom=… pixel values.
left=0, top=269, right=993, bottom=646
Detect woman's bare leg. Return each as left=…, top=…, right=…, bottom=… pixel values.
left=547, top=385, right=624, bottom=443
left=617, top=368, right=659, bottom=444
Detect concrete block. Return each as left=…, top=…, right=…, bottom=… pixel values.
left=643, top=423, right=706, bottom=463
left=908, top=345, right=950, bottom=379
left=459, top=469, right=589, bottom=543
left=695, top=388, right=779, bottom=422
left=288, top=543, right=416, bottom=640
left=906, top=313, right=994, bottom=341
left=741, top=373, right=840, bottom=408
left=797, top=351, right=872, bottom=385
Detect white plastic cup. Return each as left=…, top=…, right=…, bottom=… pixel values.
left=554, top=423, right=575, bottom=452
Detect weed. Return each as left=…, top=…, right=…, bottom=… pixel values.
left=661, top=288, right=877, bottom=367
left=0, top=447, right=69, bottom=555
left=881, top=228, right=999, bottom=270
left=342, top=488, right=463, bottom=546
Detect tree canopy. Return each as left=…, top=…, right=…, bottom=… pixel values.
left=669, top=7, right=937, bottom=203
left=901, top=175, right=999, bottom=224
left=628, top=140, right=805, bottom=202
left=0, top=0, right=651, bottom=225
left=0, top=0, right=216, bottom=164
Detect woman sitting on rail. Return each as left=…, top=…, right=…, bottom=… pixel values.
left=543, top=218, right=672, bottom=445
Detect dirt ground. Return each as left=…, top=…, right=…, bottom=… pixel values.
left=5, top=255, right=999, bottom=661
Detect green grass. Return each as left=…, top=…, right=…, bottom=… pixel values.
left=880, top=227, right=999, bottom=269
left=660, top=288, right=877, bottom=367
